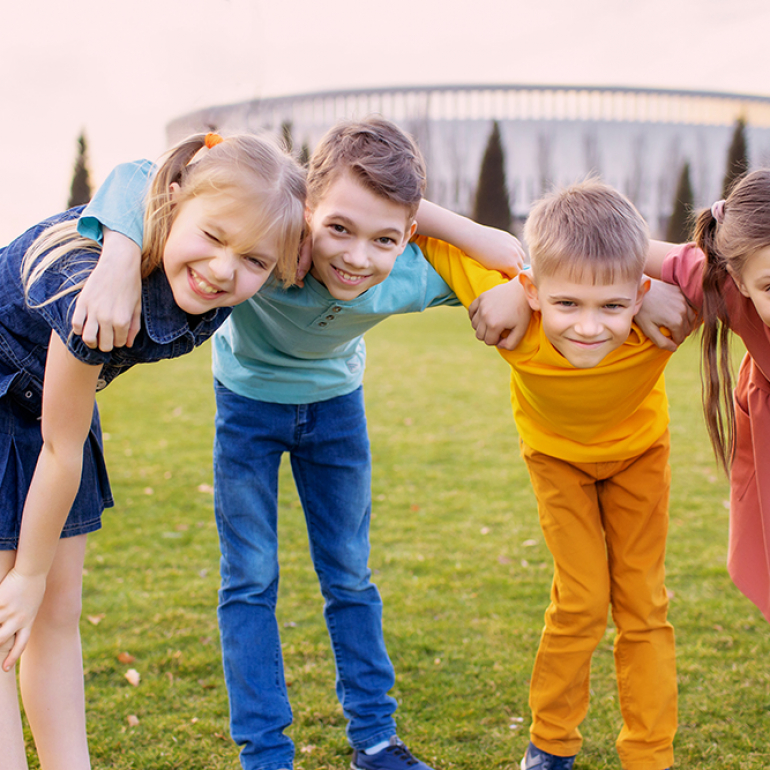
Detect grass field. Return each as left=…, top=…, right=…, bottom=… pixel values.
left=25, top=307, right=770, bottom=769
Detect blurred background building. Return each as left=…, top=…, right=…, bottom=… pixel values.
left=167, top=84, right=770, bottom=238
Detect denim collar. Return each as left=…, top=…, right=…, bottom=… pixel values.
left=141, top=267, right=221, bottom=343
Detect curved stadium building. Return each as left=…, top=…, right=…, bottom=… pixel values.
left=168, top=84, right=770, bottom=236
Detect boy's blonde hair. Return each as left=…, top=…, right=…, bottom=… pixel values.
left=23, top=132, right=307, bottom=304
left=524, top=179, right=649, bottom=284
left=306, top=116, right=426, bottom=219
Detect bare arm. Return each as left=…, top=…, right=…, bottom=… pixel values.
left=645, top=239, right=676, bottom=280
left=416, top=200, right=525, bottom=277
left=633, top=238, right=696, bottom=351
left=0, top=334, right=101, bottom=670
left=71, top=228, right=143, bottom=351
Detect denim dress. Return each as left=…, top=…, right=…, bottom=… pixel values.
left=0, top=207, right=231, bottom=549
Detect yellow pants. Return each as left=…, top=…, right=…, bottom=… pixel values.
left=521, top=431, right=676, bottom=770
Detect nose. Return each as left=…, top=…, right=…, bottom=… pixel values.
left=574, top=310, right=603, bottom=337
left=342, top=240, right=369, bottom=269
left=209, top=249, right=237, bottom=283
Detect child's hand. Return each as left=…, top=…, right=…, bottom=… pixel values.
left=469, top=279, right=531, bottom=350
left=464, top=226, right=525, bottom=279
left=0, top=568, right=46, bottom=671
left=72, top=229, right=142, bottom=351
left=635, top=278, right=697, bottom=352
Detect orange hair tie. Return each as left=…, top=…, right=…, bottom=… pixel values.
left=204, top=132, right=224, bottom=149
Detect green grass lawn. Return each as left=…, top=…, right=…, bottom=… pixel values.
left=26, top=307, right=769, bottom=769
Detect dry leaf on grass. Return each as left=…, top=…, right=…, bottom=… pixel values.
left=127, top=715, right=140, bottom=727
left=124, top=669, right=141, bottom=687
left=117, top=652, right=136, bottom=664
left=86, top=614, right=105, bottom=625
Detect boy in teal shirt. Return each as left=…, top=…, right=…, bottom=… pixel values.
left=76, top=118, right=522, bottom=770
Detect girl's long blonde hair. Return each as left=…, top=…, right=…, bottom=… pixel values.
left=697, top=168, right=770, bottom=472
left=23, top=132, right=307, bottom=306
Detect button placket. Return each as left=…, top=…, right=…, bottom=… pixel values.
left=314, top=304, right=344, bottom=329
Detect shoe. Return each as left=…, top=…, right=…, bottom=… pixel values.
left=351, top=736, right=435, bottom=770
left=520, top=741, right=576, bottom=770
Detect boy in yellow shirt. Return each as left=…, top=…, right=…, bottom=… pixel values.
left=419, top=180, right=676, bottom=770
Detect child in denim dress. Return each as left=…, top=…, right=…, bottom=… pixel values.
left=0, top=131, right=306, bottom=770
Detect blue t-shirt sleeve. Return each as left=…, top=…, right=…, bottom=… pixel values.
left=422, top=264, right=460, bottom=309
left=407, top=240, right=460, bottom=309
left=77, top=159, right=155, bottom=248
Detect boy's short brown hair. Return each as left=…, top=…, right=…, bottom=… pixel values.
left=524, top=179, right=649, bottom=284
left=306, top=116, right=427, bottom=219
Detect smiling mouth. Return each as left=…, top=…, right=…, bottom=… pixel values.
left=188, top=268, right=225, bottom=298
left=333, top=265, right=371, bottom=284
left=568, top=338, right=609, bottom=348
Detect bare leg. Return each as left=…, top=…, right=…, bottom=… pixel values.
left=0, top=549, right=29, bottom=770
left=19, top=534, right=90, bottom=770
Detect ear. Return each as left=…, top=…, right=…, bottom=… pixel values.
left=304, top=204, right=314, bottom=226
left=519, top=272, right=540, bottom=311
left=169, top=182, right=181, bottom=201
left=403, top=219, right=418, bottom=245
left=726, top=264, right=751, bottom=297
left=634, top=277, right=651, bottom=312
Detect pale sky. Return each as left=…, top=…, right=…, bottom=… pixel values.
left=2, top=0, right=770, bottom=244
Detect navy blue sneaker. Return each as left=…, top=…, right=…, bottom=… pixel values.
left=351, top=736, right=435, bottom=770
left=520, top=741, right=576, bottom=770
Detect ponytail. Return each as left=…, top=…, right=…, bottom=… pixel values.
left=695, top=207, right=734, bottom=473
left=140, top=134, right=210, bottom=278
left=694, top=169, right=770, bottom=473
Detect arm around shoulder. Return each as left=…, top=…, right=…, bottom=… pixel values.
left=72, top=228, right=143, bottom=351
left=416, top=200, right=525, bottom=277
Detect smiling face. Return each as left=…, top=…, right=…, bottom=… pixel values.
left=730, top=244, right=770, bottom=327
left=521, top=268, right=649, bottom=368
left=305, top=171, right=417, bottom=301
left=162, top=189, right=280, bottom=314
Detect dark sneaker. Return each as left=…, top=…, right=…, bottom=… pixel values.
left=351, top=736, right=435, bottom=770
left=520, top=741, right=576, bottom=770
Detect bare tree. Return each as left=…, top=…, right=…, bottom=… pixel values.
left=68, top=132, right=92, bottom=208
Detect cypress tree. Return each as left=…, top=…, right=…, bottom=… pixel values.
left=298, top=142, right=311, bottom=168
left=722, top=118, right=749, bottom=198
left=280, top=120, right=294, bottom=154
left=666, top=162, right=694, bottom=243
left=68, top=132, right=92, bottom=208
left=472, top=121, right=512, bottom=232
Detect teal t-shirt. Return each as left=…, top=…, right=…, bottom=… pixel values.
left=79, top=161, right=460, bottom=404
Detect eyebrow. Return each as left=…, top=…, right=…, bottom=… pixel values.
left=547, top=293, right=633, bottom=303
left=324, top=212, right=405, bottom=239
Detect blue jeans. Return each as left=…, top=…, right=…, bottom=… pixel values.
left=213, top=381, right=397, bottom=770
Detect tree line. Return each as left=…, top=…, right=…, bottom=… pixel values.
left=471, top=118, right=750, bottom=243
left=67, top=118, right=751, bottom=245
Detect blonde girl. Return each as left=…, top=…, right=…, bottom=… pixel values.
left=646, top=168, right=770, bottom=622
left=0, top=132, right=305, bottom=770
